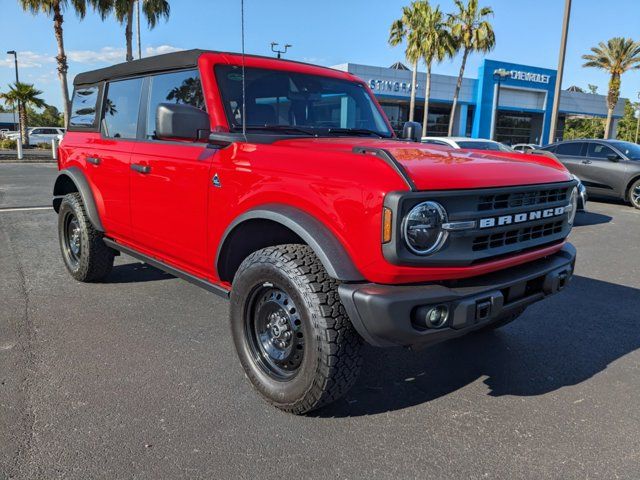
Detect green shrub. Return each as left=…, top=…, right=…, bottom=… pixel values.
left=0, top=138, right=17, bottom=149
left=36, top=142, right=52, bottom=149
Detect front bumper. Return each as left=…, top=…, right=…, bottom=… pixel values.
left=339, top=243, right=576, bottom=348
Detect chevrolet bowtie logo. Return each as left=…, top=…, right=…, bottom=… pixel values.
left=479, top=207, right=566, bottom=229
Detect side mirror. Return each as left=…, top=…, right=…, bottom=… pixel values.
left=402, top=121, right=422, bottom=142
left=607, top=153, right=620, bottom=162
left=156, top=103, right=210, bottom=141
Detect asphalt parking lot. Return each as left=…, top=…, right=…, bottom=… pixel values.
left=1, top=162, right=639, bottom=479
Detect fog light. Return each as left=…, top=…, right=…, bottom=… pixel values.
left=414, top=304, right=450, bottom=329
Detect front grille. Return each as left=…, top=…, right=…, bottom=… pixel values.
left=472, top=220, right=564, bottom=252
left=478, top=187, right=569, bottom=211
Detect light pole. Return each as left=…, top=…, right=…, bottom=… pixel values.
left=270, top=42, right=292, bottom=59
left=491, top=68, right=510, bottom=141
left=548, top=0, right=571, bottom=144
left=6, top=50, right=23, bottom=152
left=634, top=98, right=640, bottom=144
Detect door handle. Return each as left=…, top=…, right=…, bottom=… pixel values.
left=581, top=160, right=592, bottom=165
left=86, top=156, right=101, bottom=165
left=131, top=164, right=151, bottom=174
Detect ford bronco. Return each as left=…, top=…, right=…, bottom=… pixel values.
left=54, top=50, right=577, bottom=414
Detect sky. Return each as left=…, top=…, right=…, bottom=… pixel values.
left=1, top=0, right=639, bottom=110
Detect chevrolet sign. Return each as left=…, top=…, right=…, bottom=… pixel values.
left=479, top=207, right=566, bottom=229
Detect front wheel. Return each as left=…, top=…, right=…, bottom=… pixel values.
left=230, top=244, right=362, bottom=414
left=629, top=179, right=640, bottom=210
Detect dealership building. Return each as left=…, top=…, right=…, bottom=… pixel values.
left=333, top=59, right=626, bottom=144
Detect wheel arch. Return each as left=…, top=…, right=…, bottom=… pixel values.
left=53, top=167, right=104, bottom=232
left=216, top=205, right=364, bottom=283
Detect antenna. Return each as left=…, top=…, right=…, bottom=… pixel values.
left=240, top=0, right=247, bottom=139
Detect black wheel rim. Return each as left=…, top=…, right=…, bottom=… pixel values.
left=632, top=185, right=640, bottom=207
left=63, top=212, right=82, bottom=269
left=246, top=285, right=305, bottom=380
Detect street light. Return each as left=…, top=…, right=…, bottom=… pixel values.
left=548, top=0, right=572, bottom=143
left=490, top=68, right=510, bottom=141
left=6, top=50, right=23, bottom=156
left=270, top=42, right=292, bottom=59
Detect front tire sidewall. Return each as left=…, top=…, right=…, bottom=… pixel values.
left=231, top=263, right=321, bottom=409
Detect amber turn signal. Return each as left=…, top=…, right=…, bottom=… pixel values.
left=382, top=207, right=393, bottom=244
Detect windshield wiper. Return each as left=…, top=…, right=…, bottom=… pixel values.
left=234, top=125, right=319, bottom=136
left=326, top=127, right=388, bottom=138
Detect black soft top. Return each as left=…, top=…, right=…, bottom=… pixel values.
left=73, top=49, right=210, bottom=86
left=72, top=49, right=347, bottom=86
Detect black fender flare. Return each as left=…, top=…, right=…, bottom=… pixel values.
left=52, top=167, right=104, bottom=232
left=216, top=204, right=364, bottom=282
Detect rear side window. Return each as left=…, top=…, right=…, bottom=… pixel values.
left=586, top=143, right=616, bottom=159
left=102, top=78, right=143, bottom=139
left=70, top=85, right=100, bottom=128
left=146, top=69, right=205, bottom=139
left=556, top=142, right=585, bottom=156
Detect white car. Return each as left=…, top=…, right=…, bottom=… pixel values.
left=421, top=136, right=514, bottom=152
left=512, top=143, right=540, bottom=153
left=6, top=127, right=65, bottom=144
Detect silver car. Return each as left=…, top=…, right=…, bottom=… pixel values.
left=541, top=140, right=640, bottom=209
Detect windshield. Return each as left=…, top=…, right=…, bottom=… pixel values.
left=457, top=140, right=513, bottom=152
left=215, top=65, right=392, bottom=138
left=609, top=141, right=640, bottom=160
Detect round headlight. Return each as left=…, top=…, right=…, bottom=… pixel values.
left=402, top=201, right=448, bottom=255
left=567, top=187, right=578, bottom=226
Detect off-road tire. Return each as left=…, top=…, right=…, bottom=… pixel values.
left=230, top=244, right=362, bottom=414
left=629, top=178, right=640, bottom=210
left=58, top=192, right=114, bottom=282
left=477, top=308, right=525, bottom=332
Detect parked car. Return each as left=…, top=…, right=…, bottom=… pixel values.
left=54, top=50, right=578, bottom=414
left=6, top=127, right=65, bottom=144
left=540, top=139, right=640, bottom=209
left=513, top=143, right=540, bottom=153
left=421, top=136, right=515, bottom=152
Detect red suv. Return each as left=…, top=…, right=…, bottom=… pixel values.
left=54, top=50, right=577, bottom=414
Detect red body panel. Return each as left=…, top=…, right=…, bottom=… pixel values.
left=58, top=52, right=573, bottom=288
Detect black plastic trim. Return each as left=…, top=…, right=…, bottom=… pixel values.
left=52, top=167, right=104, bottom=231
left=352, top=146, right=416, bottom=191
left=103, top=238, right=230, bottom=298
left=339, top=243, right=576, bottom=348
left=216, top=204, right=364, bottom=282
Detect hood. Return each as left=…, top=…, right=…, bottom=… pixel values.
left=275, top=137, right=571, bottom=190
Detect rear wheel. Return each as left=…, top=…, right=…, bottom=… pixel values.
left=58, top=192, right=114, bottom=282
left=629, top=179, right=640, bottom=210
left=230, top=244, right=362, bottom=414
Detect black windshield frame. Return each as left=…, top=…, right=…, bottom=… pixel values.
left=214, top=65, right=393, bottom=138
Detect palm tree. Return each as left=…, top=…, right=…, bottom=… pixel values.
left=92, top=0, right=170, bottom=62
left=389, top=1, right=426, bottom=123
left=0, top=82, right=47, bottom=147
left=19, top=0, right=88, bottom=126
left=582, top=37, right=640, bottom=139
left=420, top=4, right=454, bottom=137
left=446, top=0, right=495, bottom=136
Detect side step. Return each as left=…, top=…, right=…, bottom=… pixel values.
left=103, top=238, right=230, bottom=299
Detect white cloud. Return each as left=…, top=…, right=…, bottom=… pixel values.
left=67, top=44, right=183, bottom=64
left=0, top=51, right=55, bottom=69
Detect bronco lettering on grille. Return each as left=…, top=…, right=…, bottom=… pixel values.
left=479, top=207, right=566, bottom=229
